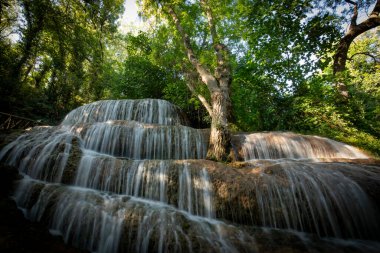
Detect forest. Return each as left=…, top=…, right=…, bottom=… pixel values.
left=1, top=0, right=379, bottom=156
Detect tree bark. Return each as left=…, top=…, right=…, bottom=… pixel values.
left=208, top=90, right=232, bottom=161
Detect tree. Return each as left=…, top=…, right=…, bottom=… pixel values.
left=232, top=0, right=342, bottom=131
left=0, top=0, right=124, bottom=121
left=116, top=30, right=209, bottom=128
left=344, top=28, right=380, bottom=135
left=112, top=56, right=166, bottom=99
left=141, top=0, right=234, bottom=161
left=333, top=0, right=380, bottom=74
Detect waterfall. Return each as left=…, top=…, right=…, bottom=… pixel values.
left=233, top=132, right=368, bottom=160
left=178, top=164, right=215, bottom=218
left=14, top=177, right=255, bottom=253
left=0, top=126, right=80, bottom=183
left=74, top=121, right=208, bottom=159
left=1, top=98, right=379, bottom=253
left=254, top=161, right=380, bottom=239
left=61, top=99, right=189, bottom=126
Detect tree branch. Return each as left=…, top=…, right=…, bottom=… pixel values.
left=343, top=0, right=357, bottom=7
left=348, top=51, right=380, bottom=63
left=371, top=0, right=380, bottom=16
left=348, top=1, right=358, bottom=27
left=333, top=0, right=380, bottom=73
left=353, top=1, right=380, bottom=34
left=199, top=0, right=219, bottom=44
left=199, top=0, right=231, bottom=89
left=164, top=5, right=219, bottom=93
left=184, top=74, right=213, bottom=115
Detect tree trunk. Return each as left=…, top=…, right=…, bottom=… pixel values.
left=333, top=35, right=355, bottom=74
left=207, top=90, right=232, bottom=161
left=332, top=0, right=380, bottom=98
left=333, top=0, right=380, bottom=74
left=333, top=35, right=354, bottom=98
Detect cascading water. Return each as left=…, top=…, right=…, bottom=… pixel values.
left=1, top=98, right=380, bottom=253
left=254, top=161, right=379, bottom=239
left=232, top=132, right=368, bottom=160
left=74, top=121, right=208, bottom=159
left=61, top=99, right=188, bottom=126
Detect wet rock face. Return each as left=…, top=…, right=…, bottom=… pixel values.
left=1, top=98, right=380, bottom=253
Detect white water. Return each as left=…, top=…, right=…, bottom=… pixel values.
left=75, top=152, right=215, bottom=218
left=178, top=164, right=215, bottom=218
left=75, top=121, right=208, bottom=159
left=0, top=127, right=77, bottom=182
left=0, top=99, right=221, bottom=253
left=61, top=99, right=188, bottom=126
left=14, top=177, right=254, bottom=253
left=1, top=99, right=379, bottom=253
left=15, top=178, right=126, bottom=253
left=236, top=132, right=368, bottom=160
left=254, top=161, right=380, bottom=239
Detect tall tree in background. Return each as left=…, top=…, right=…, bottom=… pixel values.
left=141, top=0, right=234, bottom=161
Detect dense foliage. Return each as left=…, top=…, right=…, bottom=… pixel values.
left=0, top=0, right=379, bottom=155
left=0, top=0, right=125, bottom=122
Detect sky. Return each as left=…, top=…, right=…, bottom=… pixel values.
left=118, top=0, right=145, bottom=34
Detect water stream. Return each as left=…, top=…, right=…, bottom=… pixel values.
left=1, top=99, right=379, bottom=253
